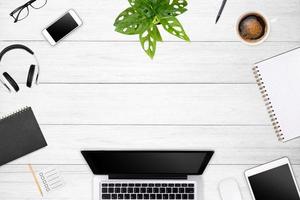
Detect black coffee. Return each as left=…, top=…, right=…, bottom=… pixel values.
left=238, top=13, right=267, bottom=42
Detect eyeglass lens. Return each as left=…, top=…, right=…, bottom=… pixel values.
left=30, top=0, right=47, bottom=9
left=12, top=7, right=29, bottom=22
left=10, top=0, right=47, bottom=22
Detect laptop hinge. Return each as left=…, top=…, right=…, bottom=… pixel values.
left=108, top=174, right=188, bottom=180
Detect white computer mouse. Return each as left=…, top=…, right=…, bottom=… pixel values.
left=219, top=178, right=243, bottom=200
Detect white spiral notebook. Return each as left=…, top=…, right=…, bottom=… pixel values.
left=253, top=47, right=300, bottom=142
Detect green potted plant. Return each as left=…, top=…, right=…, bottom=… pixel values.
left=114, top=0, right=190, bottom=59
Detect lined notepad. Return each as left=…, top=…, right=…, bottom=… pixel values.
left=253, top=47, right=300, bottom=142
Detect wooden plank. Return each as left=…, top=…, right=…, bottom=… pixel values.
left=1, top=125, right=300, bottom=165
left=0, top=84, right=270, bottom=125
left=1, top=0, right=300, bottom=41
left=0, top=42, right=299, bottom=83
left=0, top=164, right=299, bottom=199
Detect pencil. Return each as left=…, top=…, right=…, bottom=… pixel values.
left=28, top=164, right=43, bottom=197
left=215, top=0, right=227, bottom=24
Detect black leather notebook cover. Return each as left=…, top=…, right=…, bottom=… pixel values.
left=0, top=107, right=47, bottom=166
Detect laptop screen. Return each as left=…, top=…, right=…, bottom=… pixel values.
left=81, top=151, right=214, bottom=175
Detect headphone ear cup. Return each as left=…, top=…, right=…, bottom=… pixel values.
left=27, top=65, right=35, bottom=88
left=3, top=72, right=19, bottom=92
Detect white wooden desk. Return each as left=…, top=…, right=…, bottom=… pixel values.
left=0, top=0, right=300, bottom=199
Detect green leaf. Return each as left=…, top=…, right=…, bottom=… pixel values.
left=114, top=7, right=150, bottom=35
left=128, top=0, right=137, bottom=7
left=160, top=16, right=190, bottom=41
left=155, top=0, right=170, bottom=9
left=159, top=0, right=170, bottom=6
left=157, top=0, right=187, bottom=17
left=147, top=0, right=159, bottom=5
left=153, top=25, right=162, bottom=42
left=139, top=25, right=157, bottom=59
left=128, top=0, right=154, bottom=18
left=114, top=7, right=136, bottom=26
left=156, top=6, right=174, bottom=18
left=170, top=0, right=188, bottom=15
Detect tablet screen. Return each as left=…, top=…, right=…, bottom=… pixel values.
left=248, top=164, right=300, bottom=200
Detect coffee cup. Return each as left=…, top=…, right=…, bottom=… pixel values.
left=236, top=12, right=270, bottom=45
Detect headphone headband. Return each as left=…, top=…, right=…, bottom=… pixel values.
left=0, top=44, right=40, bottom=92
left=0, top=44, right=34, bottom=62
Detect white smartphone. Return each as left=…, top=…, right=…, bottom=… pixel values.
left=42, top=9, right=82, bottom=45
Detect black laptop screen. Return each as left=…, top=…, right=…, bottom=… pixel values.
left=81, top=151, right=213, bottom=175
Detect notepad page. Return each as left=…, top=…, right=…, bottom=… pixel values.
left=256, top=48, right=300, bottom=142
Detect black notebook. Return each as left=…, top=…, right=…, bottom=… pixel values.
left=0, top=107, right=47, bottom=166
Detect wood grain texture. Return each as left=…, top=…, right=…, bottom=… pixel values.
left=2, top=125, right=300, bottom=165
left=0, top=165, right=299, bottom=200
left=0, top=0, right=300, bottom=41
left=0, top=42, right=299, bottom=83
left=1, top=0, right=300, bottom=199
left=0, top=84, right=270, bottom=125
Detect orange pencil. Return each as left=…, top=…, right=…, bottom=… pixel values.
left=28, top=164, right=43, bottom=197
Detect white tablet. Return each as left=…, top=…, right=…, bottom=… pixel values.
left=245, top=157, right=300, bottom=200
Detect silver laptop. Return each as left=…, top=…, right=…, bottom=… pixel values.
left=81, top=151, right=214, bottom=200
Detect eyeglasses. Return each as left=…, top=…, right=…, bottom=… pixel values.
left=10, top=0, right=47, bottom=23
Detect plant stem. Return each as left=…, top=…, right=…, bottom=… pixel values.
left=152, top=16, right=160, bottom=24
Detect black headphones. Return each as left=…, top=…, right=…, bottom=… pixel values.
left=0, top=44, right=40, bottom=92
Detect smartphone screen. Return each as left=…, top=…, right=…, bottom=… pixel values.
left=46, top=13, right=78, bottom=42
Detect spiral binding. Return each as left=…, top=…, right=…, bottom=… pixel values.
left=0, top=106, right=30, bottom=122
left=253, top=66, right=284, bottom=141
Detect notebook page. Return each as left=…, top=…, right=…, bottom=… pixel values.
left=256, top=48, right=300, bottom=142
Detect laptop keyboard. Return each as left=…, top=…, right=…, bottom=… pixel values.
left=100, top=182, right=195, bottom=200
